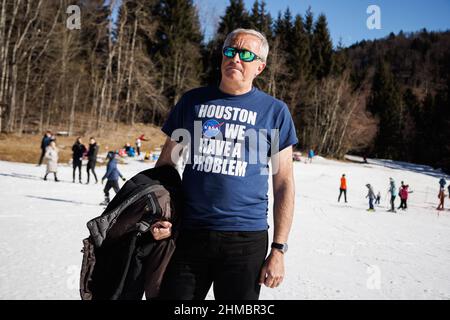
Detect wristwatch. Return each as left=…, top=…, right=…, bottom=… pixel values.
left=271, top=242, right=288, bottom=254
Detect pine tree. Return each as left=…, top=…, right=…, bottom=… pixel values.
left=402, top=88, right=421, bottom=161
left=369, top=61, right=404, bottom=158
left=291, top=14, right=311, bottom=80
left=311, top=14, right=333, bottom=79
left=273, top=8, right=293, bottom=52
left=152, top=0, right=204, bottom=105
left=268, top=9, right=293, bottom=99
left=249, top=0, right=272, bottom=40
left=203, top=0, right=251, bottom=86
left=332, top=39, right=349, bottom=76
left=248, top=0, right=272, bottom=90
left=304, top=7, right=314, bottom=39
left=217, top=0, right=251, bottom=36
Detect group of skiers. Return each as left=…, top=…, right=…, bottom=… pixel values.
left=338, top=174, right=414, bottom=213
left=72, top=141, right=126, bottom=206
left=383, top=178, right=412, bottom=213
left=38, top=132, right=128, bottom=206
left=339, top=174, right=450, bottom=213
left=71, top=137, right=99, bottom=184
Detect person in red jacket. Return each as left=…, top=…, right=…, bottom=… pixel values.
left=135, top=134, right=148, bottom=156
left=398, top=184, right=410, bottom=210
left=338, top=174, right=347, bottom=203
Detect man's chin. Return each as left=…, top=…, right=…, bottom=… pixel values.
left=223, top=71, right=243, bottom=81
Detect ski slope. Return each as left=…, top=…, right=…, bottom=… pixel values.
left=0, top=156, right=449, bottom=300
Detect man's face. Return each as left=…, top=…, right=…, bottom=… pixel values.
left=221, top=34, right=266, bottom=87
left=90, top=139, right=95, bottom=144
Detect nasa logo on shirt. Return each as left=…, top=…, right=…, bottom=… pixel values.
left=202, top=119, right=224, bottom=138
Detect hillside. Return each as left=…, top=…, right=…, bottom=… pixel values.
left=0, top=123, right=166, bottom=165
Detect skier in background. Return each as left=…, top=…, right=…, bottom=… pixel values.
left=439, top=177, right=446, bottom=189
left=43, top=141, right=59, bottom=182
left=338, top=174, right=347, bottom=203
left=366, top=184, right=376, bottom=212
left=38, top=130, right=53, bottom=166
left=135, top=134, right=148, bottom=156
left=387, top=177, right=397, bottom=213
left=375, top=191, right=381, bottom=205
left=101, top=151, right=126, bottom=206
left=398, top=184, right=411, bottom=210
left=307, top=149, right=314, bottom=164
left=72, top=137, right=86, bottom=183
left=86, top=137, right=99, bottom=184
left=437, top=186, right=445, bottom=211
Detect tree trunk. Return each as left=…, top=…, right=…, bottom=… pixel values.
left=69, top=77, right=81, bottom=135
left=18, top=52, right=33, bottom=135
left=125, top=17, right=137, bottom=125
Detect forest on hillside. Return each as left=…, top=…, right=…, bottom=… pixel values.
left=0, top=0, right=449, bottom=171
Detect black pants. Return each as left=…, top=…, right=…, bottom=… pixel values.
left=104, top=180, right=120, bottom=199
left=73, top=160, right=82, bottom=182
left=38, top=149, right=46, bottom=165
left=369, top=198, right=374, bottom=210
left=398, top=199, right=407, bottom=209
left=86, top=160, right=98, bottom=183
left=159, top=230, right=268, bottom=300
left=338, top=188, right=347, bottom=202
left=390, top=195, right=396, bottom=211
left=44, top=172, right=58, bottom=181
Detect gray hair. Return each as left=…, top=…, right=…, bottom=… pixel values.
left=223, top=28, right=269, bottom=63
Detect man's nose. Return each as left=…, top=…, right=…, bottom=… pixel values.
left=231, top=53, right=241, bottom=63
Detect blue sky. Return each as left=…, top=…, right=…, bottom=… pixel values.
left=195, top=0, right=450, bottom=47
left=112, top=0, right=450, bottom=47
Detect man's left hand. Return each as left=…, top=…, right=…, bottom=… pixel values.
left=258, top=249, right=285, bottom=288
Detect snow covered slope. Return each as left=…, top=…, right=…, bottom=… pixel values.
left=0, top=156, right=449, bottom=300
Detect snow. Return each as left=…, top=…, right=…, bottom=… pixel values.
left=0, top=156, right=449, bottom=300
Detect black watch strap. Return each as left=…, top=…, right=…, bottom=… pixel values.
left=271, top=242, right=288, bottom=253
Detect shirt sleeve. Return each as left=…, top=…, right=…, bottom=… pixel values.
left=269, top=102, right=298, bottom=155
left=161, top=95, right=185, bottom=138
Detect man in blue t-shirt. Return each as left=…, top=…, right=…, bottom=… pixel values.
left=156, top=28, right=298, bottom=300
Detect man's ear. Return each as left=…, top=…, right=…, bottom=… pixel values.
left=255, top=62, right=266, bottom=77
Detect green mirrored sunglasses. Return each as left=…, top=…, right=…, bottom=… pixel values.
left=223, top=46, right=262, bottom=62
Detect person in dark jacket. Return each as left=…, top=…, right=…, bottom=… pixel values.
left=38, top=130, right=53, bottom=166
left=439, top=177, right=446, bottom=189
left=72, top=137, right=87, bottom=183
left=366, top=183, right=376, bottom=211
left=86, top=137, right=99, bottom=184
left=387, top=177, right=397, bottom=213
left=101, top=151, right=126, bottom=205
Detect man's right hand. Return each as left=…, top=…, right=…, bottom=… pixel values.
left=150, top=221, right=172, bottom=240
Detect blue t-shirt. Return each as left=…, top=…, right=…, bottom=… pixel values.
left=162, top=86, right=298, bottom=231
